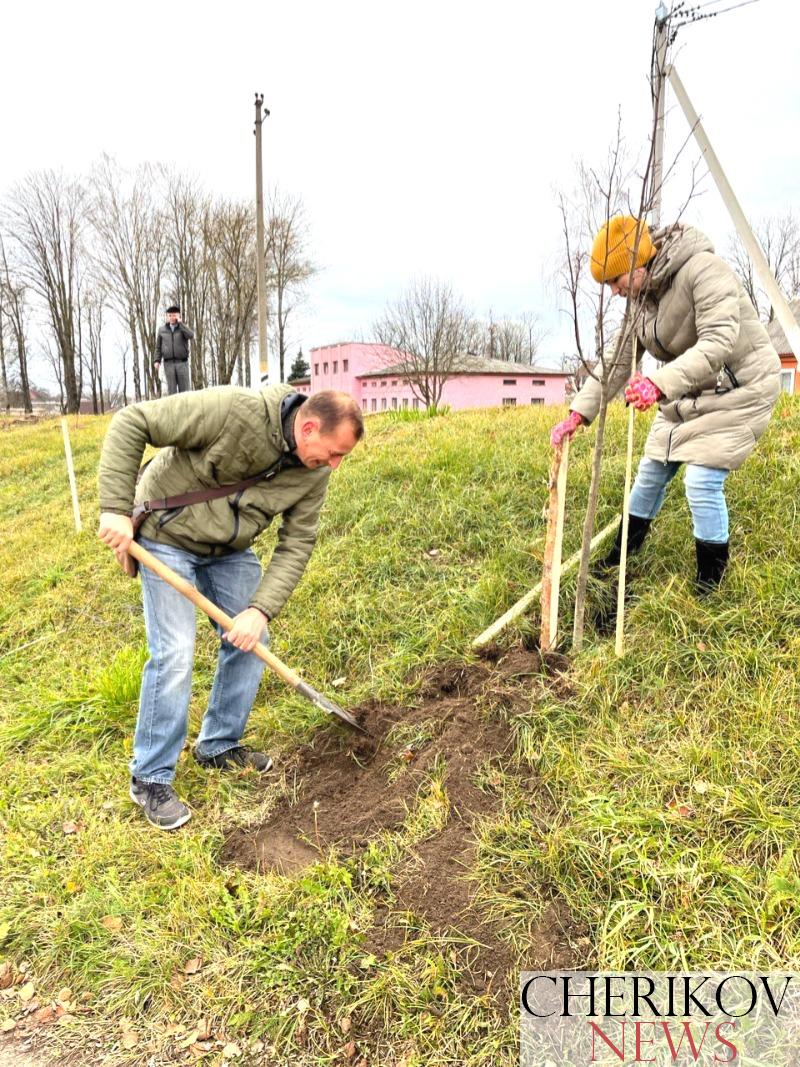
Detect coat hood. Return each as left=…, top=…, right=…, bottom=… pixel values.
left=648, top=224, right=715, bottom=293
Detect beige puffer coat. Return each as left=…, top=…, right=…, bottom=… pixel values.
left=571, top=224, right=781, bottom=470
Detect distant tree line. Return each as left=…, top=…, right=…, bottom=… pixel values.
left=0, top=159, right=315, bottom=414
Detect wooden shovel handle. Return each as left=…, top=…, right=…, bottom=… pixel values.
left=126, top=540, right=301, bottom=689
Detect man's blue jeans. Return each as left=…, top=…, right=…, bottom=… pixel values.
left=628, top=458, right=730, bottom=543
left=132, top=537, right=267, bottom=784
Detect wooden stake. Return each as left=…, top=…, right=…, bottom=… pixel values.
left=614, top=339, right=638, bottom=657
left=472, top=516, right=619, bottom=649
left=540, top=439, right=569, bottom=651
left=61, top=417, right=82, bottom=532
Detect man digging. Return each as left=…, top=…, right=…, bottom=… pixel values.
left=97, top=385, right=363, bottom=830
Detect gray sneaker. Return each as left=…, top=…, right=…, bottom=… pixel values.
left=130, top=777, right=191, bottom=830
left=193, top=745, right=273, bottom=773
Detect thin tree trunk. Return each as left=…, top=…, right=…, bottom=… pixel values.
left=572, top=388, right=609, bottom=652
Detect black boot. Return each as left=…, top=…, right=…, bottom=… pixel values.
left=593, top=515, right=652, bottom=574
left=590, top=516, right=652, bottom=634
left=695, top=539, right=729, bottom=595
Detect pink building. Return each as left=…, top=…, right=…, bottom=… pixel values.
left=294, top=342, right=569, bottom=412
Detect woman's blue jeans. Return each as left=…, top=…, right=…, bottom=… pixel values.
left=628, top=458, right=730, bottom=543
left=132, top=538, right=268, bottom=784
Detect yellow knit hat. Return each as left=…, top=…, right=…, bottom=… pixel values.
left=590, top=215, right=655, bottom=283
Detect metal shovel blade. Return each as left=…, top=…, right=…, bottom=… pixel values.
left=296, top=681, right=370, bottom=735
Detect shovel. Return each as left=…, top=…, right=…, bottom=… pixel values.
left=126, top=540, right=369, bottom=736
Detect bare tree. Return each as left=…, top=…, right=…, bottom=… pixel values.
left=266, top=190, right=316, bottom=382
left=4, top=171, right=87, bottom=412
left=82, top=283, right=106, bottom=413
left=203, top=199, right=258, bottom=385
left=730, top=211, right=800, bottom=323
left=373, top=277, right=474, bottom=408
left=90, top=157, right=167, bottom=402
left=472, top=311, right=544, bottom=364
left=164, top=172, right=212, bottom=389
left=0, top=238, right=33, bottom=414
left=560, top=85, right=700, bottom=650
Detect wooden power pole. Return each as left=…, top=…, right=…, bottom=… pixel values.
left=254, top=93, right=270, bottom=381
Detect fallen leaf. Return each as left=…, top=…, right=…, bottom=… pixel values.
left=62, top=821, right=79, bottom=835
left=0, top=964, right=13, bottom=990
left=331, top=677, right=347, bottom=687
left=340, top=1016, right=352, bottom=1033
left=34, top=1005, right=55, bottom=1024
left=343, top=1040, right=357, bottom=1060
left=56, top=987, right=72, bottom=1003
left=196, top=1017, right=212, bottom=1040
left=183, top=956, right=203, bottom=975
left=65, top=881, right=80, bottom=894
left=667, top=799, right=693, bottom=818
left=222, top=1043, right=241, bottom=1059
left=101, top=915, right=123, bottom=933
left=58, top=1013, right=77, bottom=1025
left=1, top=1019, right=16, bottom=1032
left=696, top=641, right=707, bottom=652
left=170, top=972, right=185, bottom=992
left=692, top=780, right=710, bottom=795
left=296, top=997, right=310, bottom=1014
left=18, top=982, right=35, bottom=1002
left=178, top=1029, right=201, bottom=1050
left=121, top=1029, right=139, bottom=1050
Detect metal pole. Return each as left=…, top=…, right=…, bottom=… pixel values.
left=254, top=93, right=270, bottom=381
left=668, top=64, right=800, bottom=359
left=651, top=3, right=670, bottom=227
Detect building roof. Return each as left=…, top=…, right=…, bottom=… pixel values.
left=357, top=356, right=567, bottom=379
left=766, top=298, right=800, bottom=356
left=288, top=376, right=310, bottom=385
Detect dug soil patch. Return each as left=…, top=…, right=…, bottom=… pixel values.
left=222, top=646, right=582, bottom=989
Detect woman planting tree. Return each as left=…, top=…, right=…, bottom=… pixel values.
left=551, top=215, right=781, bottom=602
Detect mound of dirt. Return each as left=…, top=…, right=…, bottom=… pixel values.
left=221, top=646, right=582, bottom=991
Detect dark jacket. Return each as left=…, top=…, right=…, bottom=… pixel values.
left=98, top=385, right=329, bottom=620
left=155, top=323, right=194, bottom=364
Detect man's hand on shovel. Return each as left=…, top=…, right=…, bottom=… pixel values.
left=98, top=512, right=137, bottom=578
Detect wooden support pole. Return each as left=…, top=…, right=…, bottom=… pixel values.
left=472, top=516, right=619, bottom=650
left=668, top=64, right=800, bottom=359
left=540, top=439, right=569, bottom=651
left=614, top=338, right=639, bottom=657
left=61, top=417, right=82, bottom=533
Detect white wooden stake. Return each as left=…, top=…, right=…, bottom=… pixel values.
left=472, top=516, right=619, bottom=650
left=668, top=64, right=800, bottom=358
left=61, top=417, right=82, bottom=532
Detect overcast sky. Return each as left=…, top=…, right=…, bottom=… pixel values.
left=2, top=0, right=798, bottom=385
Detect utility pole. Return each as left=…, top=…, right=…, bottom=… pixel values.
left=650, top=2, right=670, bottom=228
left=254, top=93, right=270, bottom=382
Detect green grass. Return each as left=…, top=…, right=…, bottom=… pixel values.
left=1, top=398, right=799, bottom=1064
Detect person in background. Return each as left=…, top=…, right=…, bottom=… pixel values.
left=155, top=305, right=194, bottom=395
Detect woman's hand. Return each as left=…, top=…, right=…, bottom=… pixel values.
left=624, top=374, right=663, bottom=411
left=550, top=410, right=586, bottom=448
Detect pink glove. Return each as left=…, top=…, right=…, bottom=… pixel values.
left=624, top=373, right=663, bottom=411
left=550, top=409, right=585, bottom=447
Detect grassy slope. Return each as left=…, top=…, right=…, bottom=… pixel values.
left=0, top=398, right=799, bottom=1065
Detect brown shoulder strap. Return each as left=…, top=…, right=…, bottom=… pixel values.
left=132, top=458, right=286, bottom=532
